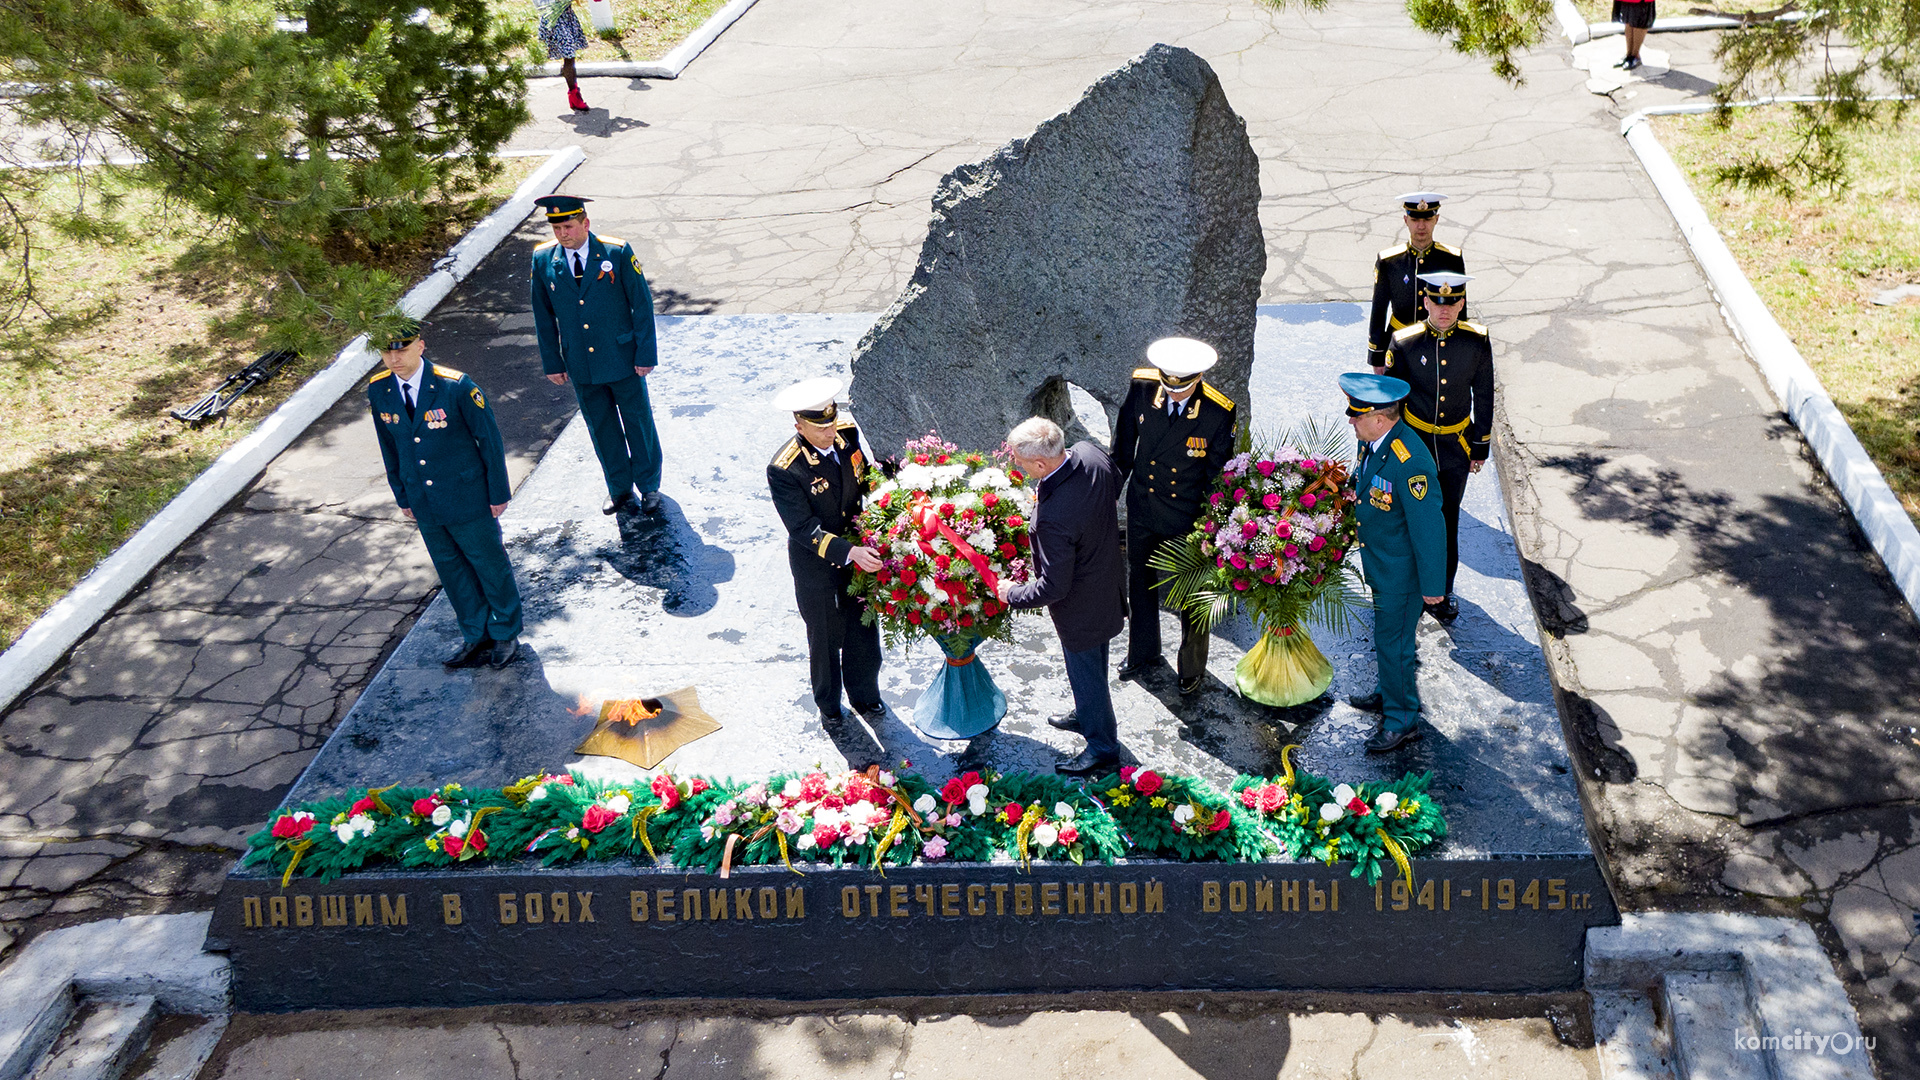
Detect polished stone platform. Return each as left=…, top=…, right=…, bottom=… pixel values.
left=212, top=308, right=1617, bottom=1008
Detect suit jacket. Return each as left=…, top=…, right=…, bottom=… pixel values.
left=529, top=232, right=659, bottom=386
left=368, top=362, right=512, bottom=526
left=1005, top=441, right=1125, bottom=652
left=1382, top=319, right=1495, bottom=470
left=1366, top=240, right=1466, bottom=365
left=1353, top=421, right=1448, bottom=598
left=767, top=420, right=869, bottom=597
left=1111, top=369, right=1237, bottom=536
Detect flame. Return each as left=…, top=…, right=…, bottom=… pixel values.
left=570, top=693, right=597, bottom=717
left=604, top=698, right=662, bottom=726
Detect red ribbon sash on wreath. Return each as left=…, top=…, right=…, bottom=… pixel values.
left=907, top=493, right=1001, bottom=602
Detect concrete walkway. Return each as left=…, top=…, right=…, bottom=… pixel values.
left=3, top=0, right=1916, bottom=1075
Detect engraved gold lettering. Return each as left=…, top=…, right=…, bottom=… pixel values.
left=657, top=889, right=676, bottom=922
left=784, top=885, right=805, bottom=919
left=707, top=889, right=729, bottom=920
left=1331, top=880, right=1339, bottom=911
left=1065, top=883, right=1085, bottom=915
left=841, top=886, right=862, bottom=918
left=1093, top=882, right=1112, bottom=914
left=1442, top=879, right=1451, bottom=912
left=991, top=883, right=1009, bottom=915
left=915, top=884, right=935, bottom=915
left=734, top=888, right=755, bottom=920
left=551, top=892, right=571, bottom=923
left=1391, top=880, right=1409, bottom=911
left=381, top=894, right=408, bottom=926
left=1255, top=880, right=1274, bottom=913
left=1522, top=879, right=1541, bottom=910
left=890, top=885, right=909, bottom=917
left=269, top=896, right=288, bottom=927
left=1118, top=882, right=1137, bottom=914
left=1041, top=882, right=1061, bottom=915
left=499, top=893, right=519, bottom=924
left=941, top=884, right=962, bottom=917
left=864, top=884, right=884, bottom=917
left=1483, top=879, right=1492, bottom=910
left=1229, top=880, right=1248, bottom=913
left=1014, top=883, right=1034, bottom=916
left=577, top=892, right=595, bottom=922
left=1281, top=880, right=1300, bottom=912
left=1202, top=881, right=1222, bottom=913
left=630, top=890, right=649, bottom=922
left=1547, top=880, right=1566, bottom=910
left=1417, top=880, right=1435, bottom=911
left=681, top=889, right=702, bottom=921
left=524, top=892, right=545, bottom=924
left=1497, top=879, right=1516, bottom=911
left=294, top=895, right=314, bottom=927
left=442, top=894, right=463, bottom=925
left=242, top=896, right=263, bottom=928
left=1145, top=881, right=1164, bottom=913
left=1309, top=881, right=1328, bottom=912
left=355, top=895, right=375, bottom=926
left=761, top=887, right=779, bottom=919
left=966, top=884, right=987, bottom=916
left=320, top=894, right=348, bottom=927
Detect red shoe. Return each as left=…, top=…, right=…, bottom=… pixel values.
left=567, top=86, right=589, bottom=112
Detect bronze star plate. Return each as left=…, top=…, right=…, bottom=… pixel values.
left=573, top=686, right=721, bottom=769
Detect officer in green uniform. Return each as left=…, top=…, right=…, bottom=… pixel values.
left=766, top=377, right=887, bottom=731
left=528, top=194, right=665, bottom=517
left=1340, top=373, right=1446, bottom=752
left=1112, top=336, right=1237, bottom=694
left=368, top=320, right=523, bottom=669
left=1367, top=192, right=1466, bottom=372
left=1382, top=271, right=1494, bottom=624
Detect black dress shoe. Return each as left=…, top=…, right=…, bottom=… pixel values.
left=1047, top=712, right=1081, bottom=732
left=1425, top=596, right=1459, bottom=624
left=443, top=638, right=491, bottom=669
left=486, top=637, right=520, bottom=669
left=1179, top=674, right=1203, bottom=695
left=601, top=494, right=630, bottom=516
left=1055, top=750, right=1120, bottom=778
left=853, top=701, right=887, bottom=722
left=1365, top=724, right=1422, bottom=753
left=1624, top=55, right=1642, bottom=71
left=1117, top=654, right=1163, bottom=680
left=1347, top=691, right=1384, bottom=713
left=641, top=491, right=663, bottom=515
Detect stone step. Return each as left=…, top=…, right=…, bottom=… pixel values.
left=1663, top=971, right=1767, bottom=1080
left=28, top=996, right=158, bottom=1080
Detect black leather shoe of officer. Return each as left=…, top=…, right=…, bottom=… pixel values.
left=853, top=701, right=887, bottom=722
left=1055, top=749, right=1120, bottom=778
left=641, top=491, right=664, bottom=515
left=443, top=638, right=492, bottom=669
left=603, top=492, right=638, bottom=516
left=1179, top=674, right=1203, bottom=695
left=1047, top=711, right=1081, bottom=732
left=1365, top=724, right=1421, bottom=753
left=1347, top=691, right=1384, bottom=713
left=1117, top=654, right=1163, bottom=680
left=486, top=637, right=520, bottom=669
left=1425, top=596, right=1459, bottom=624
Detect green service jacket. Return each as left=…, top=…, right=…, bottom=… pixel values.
left=529, top=232, right=659, bottom=386
left=1352, top=420, right=1448, bottom=598
left=369, top=362, right=512, bottom=527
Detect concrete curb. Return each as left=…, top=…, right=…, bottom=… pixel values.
left=1553, top=0, right=1591, bottom=45
left=0, top=145, right=587, bottom=716
left=1620, top=103, right=1920, bottom=619
left=1552, top=3, right=1811, bottom=43
left=529, top=0, right=761, bottom=79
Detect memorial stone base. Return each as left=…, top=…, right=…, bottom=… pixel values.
left=210, top=308, right=1618, bottom=1010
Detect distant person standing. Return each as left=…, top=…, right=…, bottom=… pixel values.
left=1613, top=0, right=1654, bottom=70
left=1112, top=336, right=1237, bottom=695
left=529, top=194, right=666, bottom=517
left=996, top=418, right=1128, bottom=777
left=1367, top=192, right=1465, bottom=373
left=535, top=0, right=592, bottom=112
left=367, top=320, right=523, bottom=670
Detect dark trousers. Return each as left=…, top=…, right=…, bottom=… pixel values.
left=574, top=373, right=662, bottom=501
left=1370, top=589, right=1424, bottom=732
left=418, top=516, right=523, bottom=646
left=1063, top=642, right=1120, bottom=760
left=1438, top=464, right=1470, bottom=596
left=1126, top=524, right=1208, bottom=680
left=795, top=575, right=882, bottom=717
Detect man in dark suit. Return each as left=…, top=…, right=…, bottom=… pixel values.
left=528, top=194, right=665, bottom=517
left=996, top=417, right=1127, bottom=777
left=1112, top=336, right=1238, bottom=694
left=766, top=377, right=887, bottom=730
left=367, top=320, right=522, bottom=669
left=1367, top=192, right=1466, bottom=372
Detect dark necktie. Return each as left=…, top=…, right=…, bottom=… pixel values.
left=572, top=252, right=584, bottom=280
left=403, top=382, right=416, bottom=421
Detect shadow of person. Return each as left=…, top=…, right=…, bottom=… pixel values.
left=608, top=495, right=736, bottom=615
left=1134, top=664, right=1326, bottom=778
left=1134, top=1008, right=1294, bottom=1080
left=1437, top=594, right=1557, bottom=706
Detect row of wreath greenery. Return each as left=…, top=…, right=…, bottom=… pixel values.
left=248, top=752, right=1447, bottom=888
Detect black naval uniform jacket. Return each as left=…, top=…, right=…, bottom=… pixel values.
left=1366, top=240, right=1466, bottom=367
left=1381, top=319, right=1495, bottom=472
left=1111, top=369, right=1238, bottom=536
left=767, top=420, right=869, bottom=605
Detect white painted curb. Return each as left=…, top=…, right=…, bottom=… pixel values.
left=1553, top=0, right=1591, bottom=45
left=0, top=145, right=587, bottom=715
left=530, top=0, right=760, bottom=79
left=1622, top=105, right=1920, bottom=616
left=1587, top=9, right=1815, bottom=38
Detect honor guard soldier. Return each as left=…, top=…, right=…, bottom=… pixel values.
left=1340, top=374, right=1446, bottom=753
left=767, top=378, right=888, bottom=732
left=1112, top=337, right=1237, bottom=694
left=1381, top=271, right=1493, bottom=624
left=529, top=194, right=666, bottom=517
left=368, top=320, right=523, bottom=669
left=1367, top=192, right=1466, bottom=372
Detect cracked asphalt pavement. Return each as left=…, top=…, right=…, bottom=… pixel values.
left=5, top=0, right=1918, bottom=1075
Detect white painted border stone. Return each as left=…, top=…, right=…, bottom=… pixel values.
left=1554, top=3, right=1811, bottom=42
left=1621, top=103, right=1920, bottom=618
left=530, top=0, right=761, bottom=79
left=0, top=145, right=586, bottom=716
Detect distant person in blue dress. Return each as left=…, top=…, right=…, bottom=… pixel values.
left=536, top=0, right=592, bottom=112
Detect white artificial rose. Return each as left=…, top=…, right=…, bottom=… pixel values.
left=565, top=827, right=580, bottom=840
left=529, top=785, right=548, bottom=801
left=449, top=818, right=469, bottom=838
left=1055, top=802, right=1076, bottom=819
left=968, top=795, right=988, bottom=817
left=606, top=794, right=631, bottom=814
left=333, top=823, right=356, bottom=843
left=1375, top=792, right=1399, bottom=813
left=966, top=783, right=988, bottom=802
left=1319, top=803, right=1344, bottom=822
left=1172, top=804, right=1196, bottom=824
left=797, top=833, right=817, bottom=851
left=913, top=794, right=937, bottom=815
left=783, top=779, right=803, bottom=798
left=879, top=770, right=897, bottom=786
left=1331, top=783, right=1356, bottom=805
left=430, top=804, right=453, bottom=827
left=1032, top=823, right=1059, bottom=848
left=350, top=813, right=375, bottom=835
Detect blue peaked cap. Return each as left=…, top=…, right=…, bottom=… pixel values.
left=1340, top=373, right=1410, bottom=417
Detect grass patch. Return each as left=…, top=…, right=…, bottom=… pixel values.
left=0, top=158, right=541, bottom=648
left=1655, top=107, right=1920, bottom=520
left=500, top=0, right=730, bottom=65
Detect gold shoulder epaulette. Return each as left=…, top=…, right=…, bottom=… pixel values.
left=1202, top=383, right=1235, bottom=411
left=431, top=364, right=465, bottom=380
left=1391, top=322, right=1427, bottom=345
left=597, top=235, right=626, bottom=247
left=1378, top=243, right=1409, bottom=262
left=368, top=369, right=393, bottom=382
left=1457, top=319, right=1489, bottom=336
left=1390, top=439, right=1411, bottom=463
left=1432, top=240, right=1462, bottom=256
left=772, top=438, right=802, bottom=469
left=1132, top=367, right=1162, bottom=382
left=534, top=239, right=559, bottom=251
left=835, top=418, right=857, bottom=429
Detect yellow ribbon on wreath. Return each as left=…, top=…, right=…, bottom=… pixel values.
left=631, top=805, right=662, bottom=858
left=280, top=838, right=314, bottom=887
left=1376, top=828, right=1413, bottom=887
left=871, top=807, right=909, bottom=874
left=775, top=829, right=804, bottom=875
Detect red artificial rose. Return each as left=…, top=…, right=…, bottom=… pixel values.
left=900, top=568, right=918, bottom=586
left=958, top=614, right=974, bottom=628
left=1119, top=766, right=1137, bottom=783
left=878, top=492, right=892, bottom=508
left=442, top=834, right=465, bottom=857
left=845, top=774, right=873, bottom=802
left=651, top=775, right=682, bottom=809
left=555, top=775, right=575, bottom=785
left=939, top=502, right=956, bottom=517
left=931, top=607, right=949, bottom=622
left=1133, top=769, right=1164, bottom=796
left=1009, top=469, right=1024, bottom=482
left=270, top=814, right=314, bottom=840
left=999, top=543, right=1016, bottom=558
left=350, top=795, right=377, bottom=816
left=908, top=611, right=923, bottom=625
left=891, top=588, right=908, bottom=602
left=812, top=823, right=840, bottom=847
left=1059, top=825, right=1079, bottom=844
left=1015, top=533, right=1030, bottom=548
left=468, top=831, right=488, bottom=854
left=820, top=793, right=846, bottom=811
left=689, top=778, right=710, bottom=795
left=885, top=603, right=898, bottom=615
left=915, top=454, right=930, bottom=465
left=1209, top=810, right=1232, bottom=832
left=934, top=555, right=951, bottom=571
left=412, top=796, right=440, bottom=816
left=1007, top=515, right=1024, bottom=528
left=1004, top=802, right=1024, bottom=824
left=940, top=777, right=968, bottom=804
left=961, top=771, right=982, bottom=788
left=1346, top=796, right=1371, bottom=816
left=936, top=454, right=950, bottom=464
left=582, top=805, right=621, bottom=833
left=877, top=568, right=892, bottom=584
left=1239, top=788, right=1260, bottom=809
left=961, top=508, right=977, bottom=522
left=1260, top=785, right=1286, bottom=812
left=982, top=492, right=999, bottom=508
left=798, top=773, right=828, bottom=801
